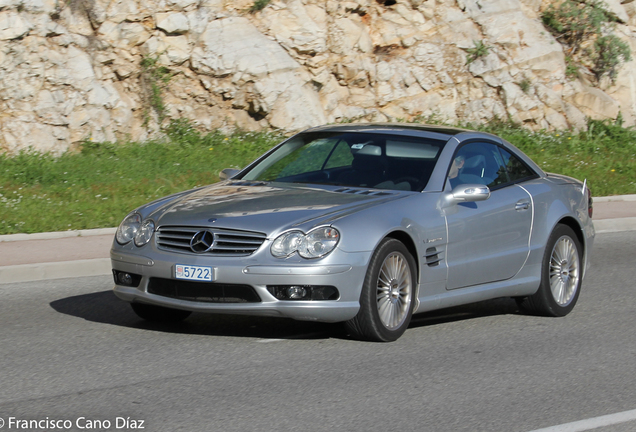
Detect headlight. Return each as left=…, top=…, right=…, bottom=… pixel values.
left=271, top=227, right=340, bottom=259
left=271, top=231, right=304, bottom=258
left=134, top=219, right=155, bottom=247
left=116, top=213, right=142, bottom=245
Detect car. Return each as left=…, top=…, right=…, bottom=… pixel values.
left=111, top=123, right=595, bottom=342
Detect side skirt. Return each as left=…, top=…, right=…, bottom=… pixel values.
left=414, top=275, right=539, bottom=314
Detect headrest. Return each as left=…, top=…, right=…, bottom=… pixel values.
left=464, top=155, right=486, bottom=169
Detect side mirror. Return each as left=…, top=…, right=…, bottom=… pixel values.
left=442, top=184, right=491, bottom=207
left=219, top=168, right=240, bottom=181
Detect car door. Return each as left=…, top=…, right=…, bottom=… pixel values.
left=444, top=142, right=534, bottom=290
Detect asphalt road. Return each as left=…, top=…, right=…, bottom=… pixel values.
left=1, top=231, right=635, bottom=432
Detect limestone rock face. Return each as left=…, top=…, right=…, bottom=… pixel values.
left=1, top=0, right=636, bottom=153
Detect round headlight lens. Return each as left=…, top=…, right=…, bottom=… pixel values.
left=116, top=213, right=142, bottom=245
left=299, top=227, right=340, bottom=259
left=134, top=219, right=155, bottom=247
left=271, top=231, right=304, bottom=258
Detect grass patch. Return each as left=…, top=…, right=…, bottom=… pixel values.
left=1, top=118, right=635, bottom=235
left=0, top=124, right=282, bottom=234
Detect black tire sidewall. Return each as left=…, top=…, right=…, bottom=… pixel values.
left=539, top=224, right=583, bottom=316
left=358, top=238, right=417, bottom=342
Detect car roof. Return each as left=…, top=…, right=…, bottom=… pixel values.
left=304, top=122, right=476, bottom=139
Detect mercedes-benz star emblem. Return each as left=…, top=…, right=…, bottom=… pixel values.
left=190, top=230, right=216, bottom=253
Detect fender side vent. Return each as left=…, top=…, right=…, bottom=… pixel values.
left=425, top=247, right=442, bottom=267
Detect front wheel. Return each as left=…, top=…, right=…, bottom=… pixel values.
left=131, top=303, right=192, bottom=323
left=517, top=224, right=583, bottom=317
left=345, top=238, right=417, bottom=342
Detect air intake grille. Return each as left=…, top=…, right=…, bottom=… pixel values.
left=148, top=278, right=261, bottom=303
left=156, top=226, right=267, bottom=256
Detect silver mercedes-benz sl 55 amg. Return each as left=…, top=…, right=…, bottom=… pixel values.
left=111, top=123, right=595, bottom=341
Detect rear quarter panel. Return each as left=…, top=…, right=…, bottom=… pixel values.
left=518, top=175, right=594, bottom=279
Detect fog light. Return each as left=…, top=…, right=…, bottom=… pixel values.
left=267, top=285, right=339, bottom=301
left=287, top=286, right=308, bottom=300
left=119, top=272, right=133, bottom=286
left=112, top=270, right=142, bottom=287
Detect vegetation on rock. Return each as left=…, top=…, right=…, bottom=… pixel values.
left=542, top=0, right=631, bottom=83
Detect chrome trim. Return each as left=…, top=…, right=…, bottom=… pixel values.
left=243, top=264, right=352, bottom=276
left=110, top=251, right=154, bottom=266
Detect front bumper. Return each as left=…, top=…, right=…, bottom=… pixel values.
left=111, top=247, right=370, bottom=323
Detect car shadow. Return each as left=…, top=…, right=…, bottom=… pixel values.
left=50, top=291, right=523, bottom=341
left=49, top=290, right=347, bottom=340
left=408, top=297, right=522, bottom=329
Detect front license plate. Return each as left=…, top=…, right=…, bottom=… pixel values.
left=175, top=264, right=214, bottom=282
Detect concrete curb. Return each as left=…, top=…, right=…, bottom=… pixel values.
left=0, top=258, right=112, bottom=284
left=0, top=227, right=117, bottom=243
left=593, top=194, right=636, bottom=202
left=593, top=217, right=636, bottom=234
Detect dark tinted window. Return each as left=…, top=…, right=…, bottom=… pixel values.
left=243, top=132, right=446, bottom=191
left=498, top=147, right=537, bottom=183
left=449, top=142, right=538, bottom=190
left=449, top=142, right=508, bottom=189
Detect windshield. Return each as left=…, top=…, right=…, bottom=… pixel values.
left=241, top=132, right=446, bottom=192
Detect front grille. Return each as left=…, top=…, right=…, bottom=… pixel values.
left=148, top=278, right=261, bottom=303
left=156, top=226, right=267, bottom=256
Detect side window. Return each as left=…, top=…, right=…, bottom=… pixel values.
left=449, top=142, right=507, bottom=189
left=498, top=147, right=537, bottom=183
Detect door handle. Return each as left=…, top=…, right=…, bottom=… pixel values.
left=515, top=201, right=530, bottom=211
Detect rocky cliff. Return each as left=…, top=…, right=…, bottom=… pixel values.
left=1, top=0, right=636, bottom=154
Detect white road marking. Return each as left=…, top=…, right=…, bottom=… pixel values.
left=257, top=338, right=286, bottom=343
left=256, top=332, right=328, bottom=343
left=527, top=409, right=636, bottom=432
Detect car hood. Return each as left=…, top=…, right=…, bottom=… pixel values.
left=148, top=181, right=405, bottom=235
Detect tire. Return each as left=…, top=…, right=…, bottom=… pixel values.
left=517, top=224, right=583, bottom=317
left=131, top=302, right=192, bottom=323
left=345, top=238, right=417, bottom=342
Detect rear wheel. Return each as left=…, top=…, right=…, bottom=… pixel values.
left=131, top=303, right=192, bottom=323
left=345, top=238, right=416, bottom=342
left=517, top=224, right=582, bottom=316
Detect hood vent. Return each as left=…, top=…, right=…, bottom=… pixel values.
left=228, top=181, right=268, bottom=187
left=425, top=247, right=443, bottom=267
left=334, top=188, right=393, bottom=196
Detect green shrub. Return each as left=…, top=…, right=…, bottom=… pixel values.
left=463, top=40, right=491, bottom=65
left=518, top=79, right=531, bottom=93
left=591, top=35, right=632, bottom=83
left=541, top=0, right=611, bottom=55
left=565, top=56, right=579, bottom=80
left=249, top=0, right=270, bottom=13
left=140, top=55, right=172, bottom=124
left=541, top=0, right=629, bottom=84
